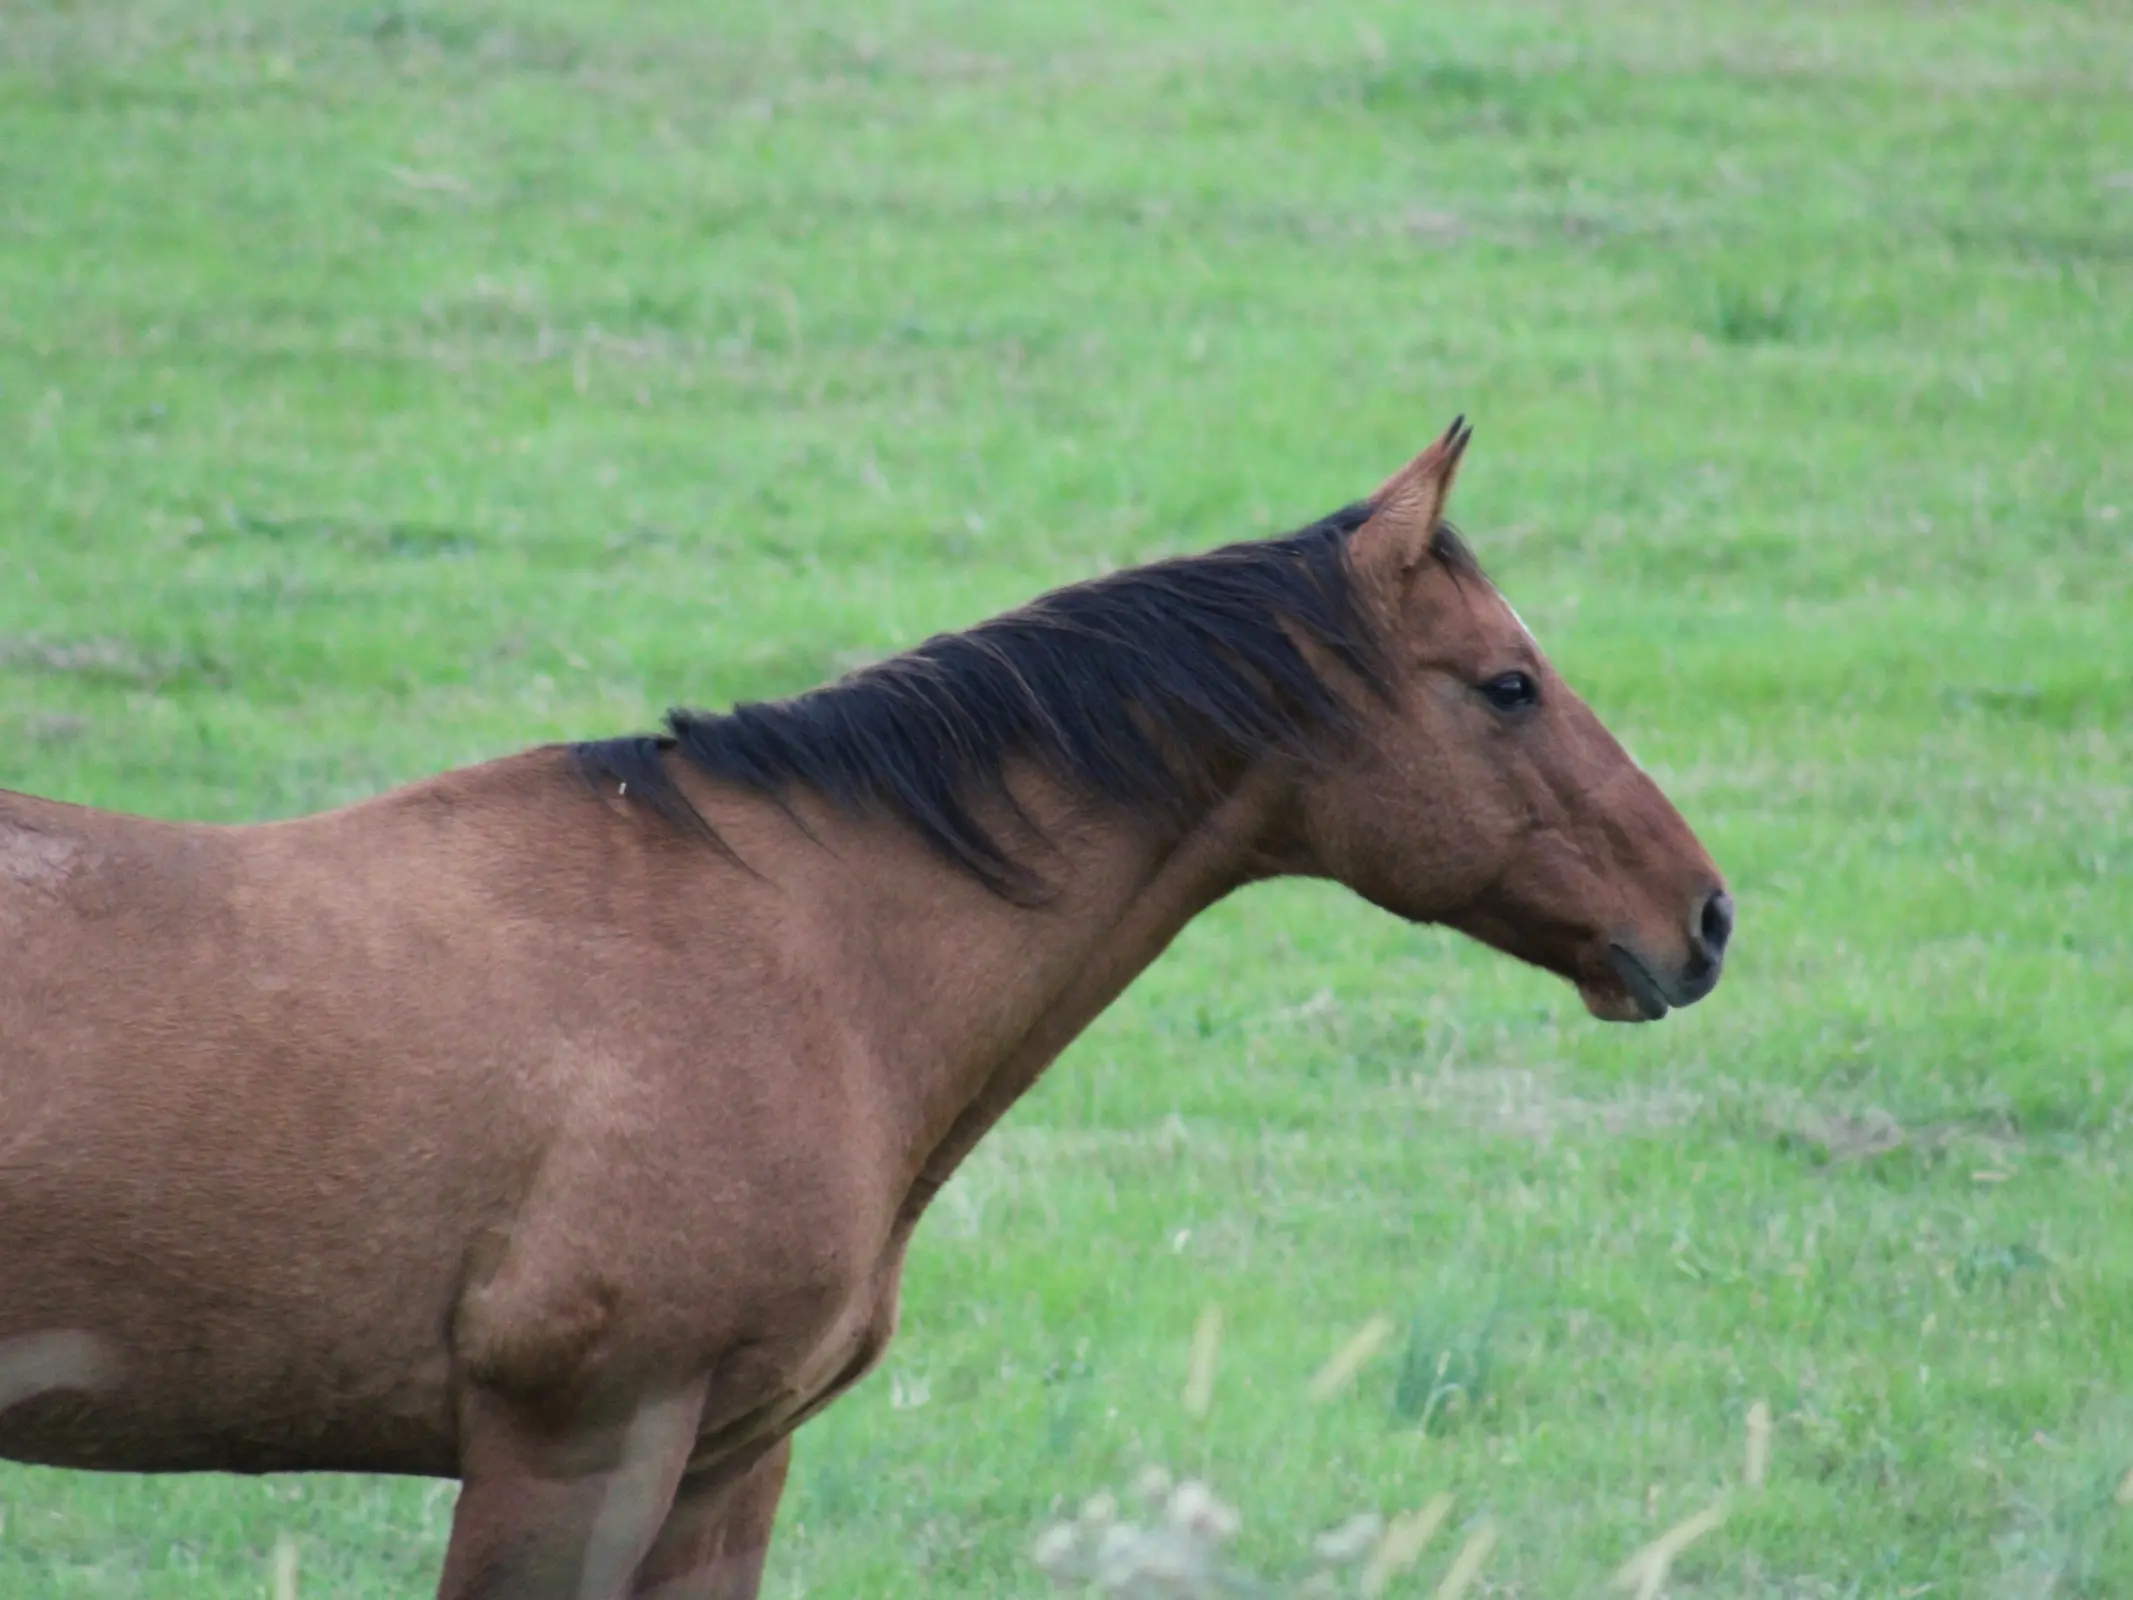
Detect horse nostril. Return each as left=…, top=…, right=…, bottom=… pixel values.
left=1698, top=890, right=1735, bottom=960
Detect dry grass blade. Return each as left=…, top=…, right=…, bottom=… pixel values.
left=388, top=165, right=472, bottom=196
left=1611, top=1502, right=1727, bottom=1599
left=1314, top=1512, right=1386, bottom=1566
left=1428, top=1516, right=1497, bottom=1600
left=1361, top=1493, right=1453, bottom=1596
left=1744, top=1399, right=1772, bottom=1490
left=1184, top=1304, right=1223, bottom=1419
left=270, top=1533, right=300, bottom=1600
left=1308, top=1315, right=1394, bottom=1402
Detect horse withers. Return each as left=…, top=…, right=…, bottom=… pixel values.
left=0, top=423, right=1729, bottom=1598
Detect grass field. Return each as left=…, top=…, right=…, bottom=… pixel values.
left=3, top=0, right=2130, bottom=1594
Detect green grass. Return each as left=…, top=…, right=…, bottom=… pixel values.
left=3, top=0, right=2130, bottom=1594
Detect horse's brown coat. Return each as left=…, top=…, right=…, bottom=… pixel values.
left=0, top=429, right=1728, bottom=1597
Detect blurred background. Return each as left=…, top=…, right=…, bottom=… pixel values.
left=1, top=1, right=2128, bottom=1594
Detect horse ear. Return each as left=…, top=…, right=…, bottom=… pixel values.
left=1357, top=416, right=1472, bottom=576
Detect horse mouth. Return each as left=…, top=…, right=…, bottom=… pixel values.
left=1602, top=944, right=1671, bottom=1022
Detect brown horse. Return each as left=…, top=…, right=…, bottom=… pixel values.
left=0, top=424, right=1729, bottom=1598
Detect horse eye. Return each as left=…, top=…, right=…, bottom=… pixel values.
left=1481, top=671, right=1539, bottom=712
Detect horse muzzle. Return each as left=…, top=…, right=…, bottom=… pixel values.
left=1579, top=889, right=1733, bottom=1023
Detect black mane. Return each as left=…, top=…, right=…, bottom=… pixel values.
left=573, top=506, right=1476, bottom=897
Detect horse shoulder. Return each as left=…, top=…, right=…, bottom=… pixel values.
left=446, top=1000, right=897, bottom=1402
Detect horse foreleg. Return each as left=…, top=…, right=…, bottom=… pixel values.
left=437, top=1380, right=708, bottom=1600
left=630, top=1435, right=793, bottom=1600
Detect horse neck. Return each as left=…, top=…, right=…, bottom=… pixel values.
left=810, top=759, right=1298, bottom=1210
